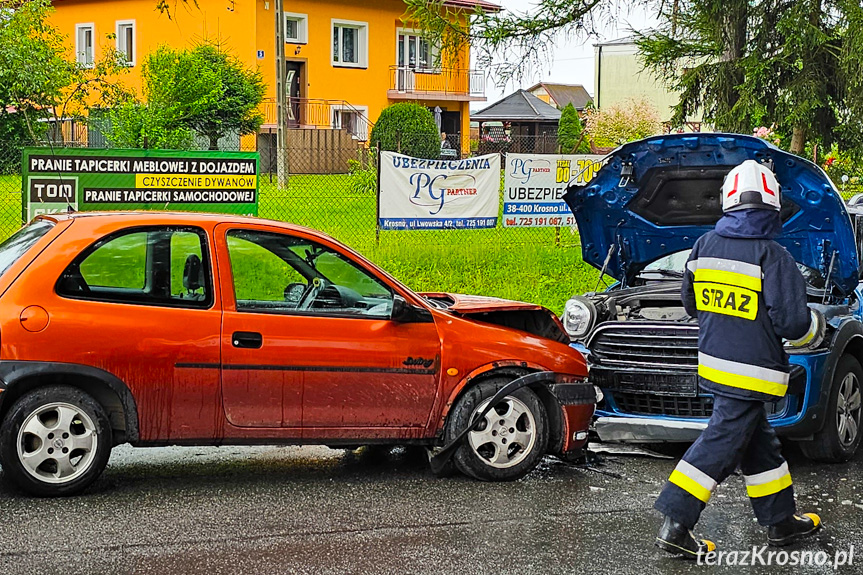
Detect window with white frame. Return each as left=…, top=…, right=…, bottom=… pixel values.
left=284, top=12, right=307, bottom=44
left=75, top=24, right=95, bottom=67
left=332, top=105, right=369, bottom=141
left=397, top=29, right=439, bottom=72
left=332, top=20, right=368, bottom=68
left=116, top=20, right=135, bottom=66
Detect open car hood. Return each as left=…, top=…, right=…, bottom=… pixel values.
left=563, top=133, right=860, bottom=295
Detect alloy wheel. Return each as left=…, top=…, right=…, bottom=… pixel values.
left=468, top=396, right=537, bottom=469
left=16, top=402, right=99, bottom=484
left=837, top=372, right=862, bottom=448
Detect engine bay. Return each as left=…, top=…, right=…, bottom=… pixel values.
left=582, top=279, right=854, bottom=353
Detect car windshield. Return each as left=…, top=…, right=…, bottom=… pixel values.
left=641, top=248, right=826, bottom=287
left=640, top=250, right=691, bottom=277
left=0, top=220, right=54, bottom=279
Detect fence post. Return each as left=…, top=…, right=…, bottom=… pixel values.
left=375, top=144, right=382, bottom=246
left=269, top=134, right=275, bottom=183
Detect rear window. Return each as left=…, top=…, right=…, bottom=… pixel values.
left=0, top=220, right=54, bottom=278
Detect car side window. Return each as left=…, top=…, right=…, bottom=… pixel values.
left=79, top=232, right=147, bottom=290
left=226, top=229, right=393, bottom=318
left=227, top=233, right=306, bottom=303
left=57, top=226, right=212, bottom=308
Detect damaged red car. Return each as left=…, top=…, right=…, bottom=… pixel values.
left=0, top=213, right=597, bottom=496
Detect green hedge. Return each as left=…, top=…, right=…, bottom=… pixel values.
left=370, top=103, right=440, bottom=159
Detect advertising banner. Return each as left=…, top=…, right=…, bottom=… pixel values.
left=22, top=148, right=259, bottom=221
left=378, top=151, right=501, bottom=230
left=503, top=153, right=604, bottom=227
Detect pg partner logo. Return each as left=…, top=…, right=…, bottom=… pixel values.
left=409, top=172, right=478, bottom=215
left=509, top=157, right=552, bottom=185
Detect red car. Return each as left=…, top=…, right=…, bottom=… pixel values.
left=0, top=213, right=596, bottom=496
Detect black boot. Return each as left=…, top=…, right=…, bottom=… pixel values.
left=655, top=516, right=716, bottom=559
left=767, top=513, right=822, bottom=547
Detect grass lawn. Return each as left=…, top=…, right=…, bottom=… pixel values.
left=0, top=172, right=598, bottom=314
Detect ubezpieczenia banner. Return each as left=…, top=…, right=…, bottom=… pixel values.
left=503, top=153, right=604, bottom=227
left=379, top=152, right=501, bottom=230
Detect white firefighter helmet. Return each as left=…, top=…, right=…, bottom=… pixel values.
left=721, top=159, right=781, bottom=212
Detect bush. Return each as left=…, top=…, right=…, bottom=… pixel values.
left=0, top=113, right=46, bottom=174
left=584, top=97, right=662, bottom=147
left=107, top=102, right=195, bottom=150
left=821, top=144, right=863, bottom=192
left=348, top=157, right=377, bottom=195
left=558, top=103, right=589, bottom=154
left=370, top=103, right=440, bottom=159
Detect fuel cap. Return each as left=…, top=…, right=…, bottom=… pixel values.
left=20, top=305, right=49, bottom=332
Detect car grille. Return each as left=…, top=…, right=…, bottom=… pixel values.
left=588, top=322, right=792, bottom=420
left=613, top=391, right=714, bottom=418
left=588, top=322, right=699, bottom=370
left=588, top=322, right=701, bottom=403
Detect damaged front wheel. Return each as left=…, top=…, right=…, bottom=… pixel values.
left=446, top=378, right=548, bottom=481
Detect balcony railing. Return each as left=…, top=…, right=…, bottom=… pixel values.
left=259, top=98, right=373, bottom=141
left=389, top=66, right=486, bottom=99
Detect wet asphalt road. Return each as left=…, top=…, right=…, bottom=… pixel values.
left=1, top=442, right=861, bottom=574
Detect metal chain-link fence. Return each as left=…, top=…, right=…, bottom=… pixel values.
left=0, top=135, right=585, bottom=252
left=3, top=135, right=857, bottom=248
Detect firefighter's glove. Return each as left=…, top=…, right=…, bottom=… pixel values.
left=787, top=309, right=826, bottom=349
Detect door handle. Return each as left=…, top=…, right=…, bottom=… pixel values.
left=232, top=331, right=263, bottom=349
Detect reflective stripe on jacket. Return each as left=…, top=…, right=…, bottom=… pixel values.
left=682, top=231, right=811, bottom=402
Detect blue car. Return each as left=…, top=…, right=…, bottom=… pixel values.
left=561, top=133, right=863, bottom=462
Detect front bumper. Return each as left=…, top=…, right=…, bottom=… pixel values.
left=549, top=381, right=602, bottom=453
left=594, top=416, right=708, bottom=443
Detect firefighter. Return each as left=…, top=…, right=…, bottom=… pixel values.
left=654, top=159, right=825, bottom=559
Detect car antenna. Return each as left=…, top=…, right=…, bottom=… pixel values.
left=37, top=135, right=76, bottom=217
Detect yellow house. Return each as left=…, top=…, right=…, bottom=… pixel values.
left=48, top=0, right=497, bottom=156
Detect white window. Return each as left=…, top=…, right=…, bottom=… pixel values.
left=284, top=12, right=307, bottom=44
left=332, top=19, right=368, bottom=68
left=75, top=23, right=95, bottom=67
left=115, top=20, right=135, bottom=66
left=397, top=29, right=439, bottom=72
left=332, top=105, right=369, bottom=141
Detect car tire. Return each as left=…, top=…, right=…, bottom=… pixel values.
left=799, top=355, right=863, bottom=463
left=0, top=385, right=112, bottom=497
left=446, top=378, right=548, bottom=481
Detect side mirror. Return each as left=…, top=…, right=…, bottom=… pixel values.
left=391, top=295, right=410, bottom=322
left=391, top=294, right=432, bottom=323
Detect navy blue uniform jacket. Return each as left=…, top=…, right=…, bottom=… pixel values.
left=682, top=209, right=812, bottom=402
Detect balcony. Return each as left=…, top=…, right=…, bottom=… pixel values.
left=388, top=66, right=486, bottom=101
left=259, top=98, right=372, bottom=141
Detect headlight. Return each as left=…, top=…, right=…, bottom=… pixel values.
left=562, top=296, right=597, bottom=339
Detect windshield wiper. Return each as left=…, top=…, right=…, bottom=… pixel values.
left=638, top=269, right=684, bottom=278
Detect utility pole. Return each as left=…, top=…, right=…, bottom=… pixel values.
left=275, top=0, right=288, bottom=187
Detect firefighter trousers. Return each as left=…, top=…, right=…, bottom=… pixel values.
left=654, top=393, right=796, bottom=529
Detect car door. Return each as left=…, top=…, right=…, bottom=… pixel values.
left=214, top=223, right=441, bottom=436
